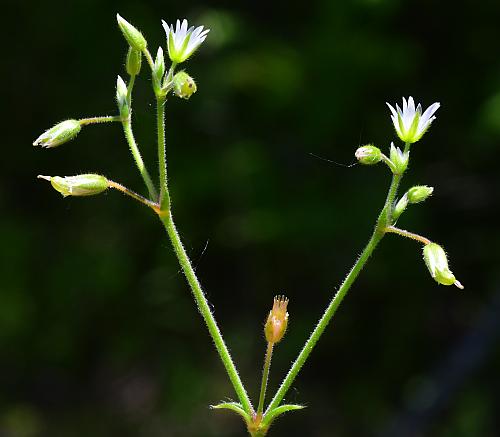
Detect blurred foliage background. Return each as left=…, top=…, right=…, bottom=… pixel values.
left=1, top=0, right=500, bottom=436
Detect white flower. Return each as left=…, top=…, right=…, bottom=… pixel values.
left=162, top=19, right=210, bottom=64
left=386, top=96, right=440, bottom=144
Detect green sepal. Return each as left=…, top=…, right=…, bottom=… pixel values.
left=126, top=47, right=142, bottom=76
left=211, top=402, right=251, bottom=422
left=261, top=404, right=305, bottom=428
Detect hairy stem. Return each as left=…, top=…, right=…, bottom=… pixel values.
left=79, top=115, right=121, bottom=125
left=108, top=180, right=159, bottom=211
left=257, top=342, right=274, bottom=417
left=121, top=118, right=158, bottom=200
left=159, top=213, right=253, bottom=414
left=385, top=226, right=431, bottom=245
left=157, top=97, right=170, bottom=210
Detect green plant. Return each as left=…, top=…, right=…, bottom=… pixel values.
left=34, top=15, right=463, bottom=436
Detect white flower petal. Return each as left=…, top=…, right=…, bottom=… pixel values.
left=386, top=102, right=397, bottom=119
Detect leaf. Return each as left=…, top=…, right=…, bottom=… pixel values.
left=261, top=404, right=305, bottom=427
left=210, top=402, right=251, bottom=422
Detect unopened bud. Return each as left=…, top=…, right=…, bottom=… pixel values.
left=153, top=47, right=165, bottom=93
left=126, top=48, right=142, bottom=76
left=116, top=14, right=147, bottom=51
left=393, top=194, right=408, bottom=221
left=423, top=243, right=463, bottom=289
left=38, top=174, right=109, bottom=197
left=389, top=142, right=409, bottom=174
left=172, top=71, right=197, bottom=100
left=264, top=296, right=289, bottom=344
left=116, top=75, right=129, bottom=118
left=407, top=185, right=434, bottom=204
left=33, top=120, right=81, bottom=148
left=355, top=145, right=382, bottom=165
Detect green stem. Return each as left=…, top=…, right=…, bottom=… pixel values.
left=127, top=74, right=136, bottom=105
left=160, top=213, right=253, bottom=414
left=265, top=168, right=405, bottom=415
left=157, top=96, right=170, bottom=210
left=142, top=48, right=155, bottom=71
left=79, top=115, right=121, bottom=125
left=121, top=118, right=158, bottom=200
left=257, top=342, right=274, bottom=417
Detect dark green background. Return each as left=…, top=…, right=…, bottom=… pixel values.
left=2, top=0, right=500, bottom=436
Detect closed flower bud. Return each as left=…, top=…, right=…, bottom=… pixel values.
left=38, top=174, right=109, bottom=197
left=392, top=194, right=408, bottom=221
left=33, top=119, right=81, bottom=148
left=116, top=75, right=129, bottom=117
left=172, top=71, right=197, bottom=99
left=389, top=142, right=409, bottom=174
left=116, top=14, right=147, bottom=51
left=126, top=48, right=142, bottom=76
left=407, top=185, right=434, bottom=204
left=355, top=145, right=382, bottom=165
left=423, top=243, right=463, bottom=289
left=153, top=47, right=165, bottom=93
left=264, top=296, right=289, bottom=344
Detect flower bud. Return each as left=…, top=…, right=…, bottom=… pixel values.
left=116, top=75, right=129, bottom=118
left=392, top=194, right=408, bottom=221
left=153, top=47, right=165, bottom=93
left=116, top=14, right=147, bottom=51
left=389, top=142, right=409, bottom=174
left=407, top=185, right=434, bottom=204
left=264, top=296, right=289, bottom=344
left=38, top=174, right=109, bottom=197
left=126, top=47, right=142, bottom=76
left=423, top=243, right=463, bottom=289
left=172, top=71, right=197, bottom=99
left=33, top=120, right=81, bottom=148
left=355, top=145, right=382, bottom=165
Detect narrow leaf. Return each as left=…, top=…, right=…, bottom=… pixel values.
left=262, top=404, right=305, bottom=427
left=211, top=402, right=251, bottom=422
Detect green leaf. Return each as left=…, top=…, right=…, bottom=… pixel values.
left=211, top=402, right=251, bottom=422
left=261, top=404, right=305, bottom=427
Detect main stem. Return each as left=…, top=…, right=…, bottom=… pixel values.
left=157, top=97, right=170, bottom=210
left=265, top=169, right=404, bottom=414
left=160, top=214, right=253, bottom=413
left=156, top=89, right=252, bottom=414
